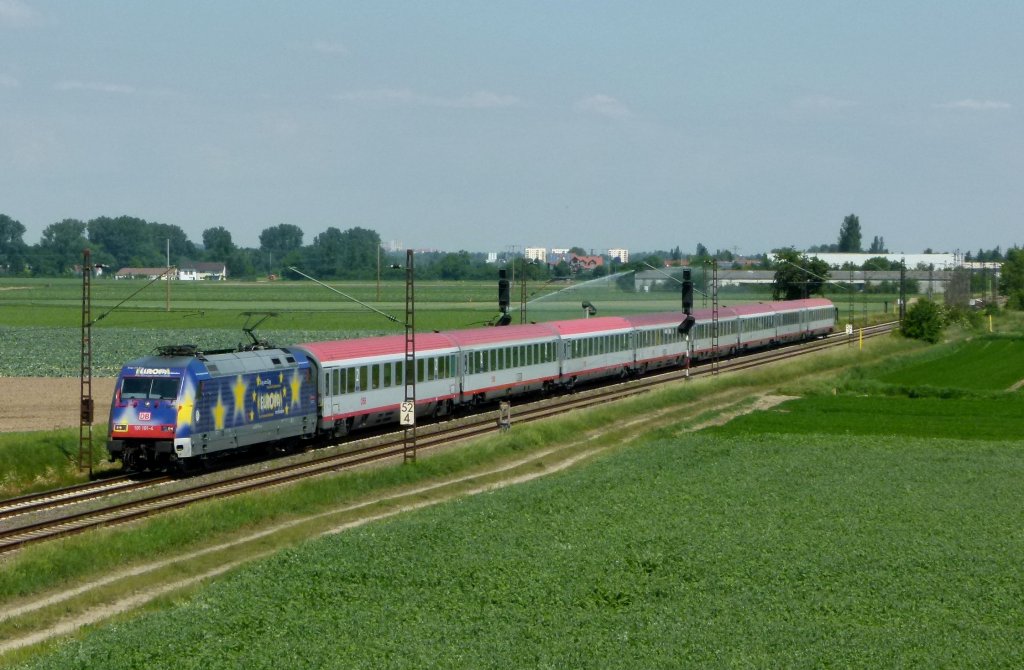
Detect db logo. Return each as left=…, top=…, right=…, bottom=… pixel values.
left=138, top=411, right=151, bottom=420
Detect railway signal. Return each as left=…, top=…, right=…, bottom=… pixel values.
left=678, top=269, right=695, bottom=336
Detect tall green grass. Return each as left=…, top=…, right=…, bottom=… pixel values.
left=0, top=429, right=113, bottom=497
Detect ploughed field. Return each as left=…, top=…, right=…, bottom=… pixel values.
left=0, top=378, right=115, bottom=433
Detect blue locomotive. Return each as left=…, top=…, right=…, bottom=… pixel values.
left=107, top=345, right=318, bottom=470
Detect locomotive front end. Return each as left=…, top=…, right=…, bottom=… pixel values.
left=107, top=357, right=196, bottom=471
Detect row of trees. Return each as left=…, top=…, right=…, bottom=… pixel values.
left=3, top=213, right=1022, bottom=308
left=0, top=214, right=388, bottom=280
left=0, top=213, right=668, bottom=282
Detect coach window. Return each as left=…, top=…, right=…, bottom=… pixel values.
left=355, top=365, right=365, bottom=392
left=383, top=363, right=392, bottom=388
left=369, top=364, right=379, bottom=390
left=331, top=369, right=340, bottom=396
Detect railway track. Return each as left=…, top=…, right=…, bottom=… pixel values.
left=0, top=474, right=172, bottom=522
left=0, top=320, right=897, bottom=555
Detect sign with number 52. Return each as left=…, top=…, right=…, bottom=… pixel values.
left=400, top=401, right=415, bottom=426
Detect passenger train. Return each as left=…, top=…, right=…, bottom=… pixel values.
left=107, top=298, right=836, bottom=470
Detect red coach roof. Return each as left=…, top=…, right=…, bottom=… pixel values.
left=444, top=323, right=560, bottom=347
left=545, top=315, right=634, bottom=336
left=294, top=332, right=457, bottom=365
left=621, top=311, right=687, bottom=328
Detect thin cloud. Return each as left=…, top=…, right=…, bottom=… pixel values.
left=936, top=98, right=1011, bottom=111
left=793, top=94, right=857, bottom=110
left=0, top=0, right=37, bottom=27
left=54, top=80, right=135, bottom=94
left=452, top=90, right=520, bottom=109
left=574, top=94, right=632, bottom=118
left=0, top=72, right=19, bottom=87
left=334, top=88, right=520, bottom=109
left=311, top=40, right=348, bottom=55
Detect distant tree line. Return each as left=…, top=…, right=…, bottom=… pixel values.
left=0, top=212, right=682, bottom=283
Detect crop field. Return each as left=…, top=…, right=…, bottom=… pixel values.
left=17, top=425, right=1023, bottom=667
left=12, top=325, right=1024, bottom=668
left=874, top=334, right=1024, bottom=391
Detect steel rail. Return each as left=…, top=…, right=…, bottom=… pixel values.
left=0, top=475, right=172, bottom=522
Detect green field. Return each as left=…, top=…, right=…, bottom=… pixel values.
left=874, top=335, right=1024, bottom=391
left=6, top=325, right=1024, bottom=668
left=15, top=417, right=1024, bottom=668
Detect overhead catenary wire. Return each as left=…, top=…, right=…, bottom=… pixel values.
left=288, top=266, right=402, bottom=325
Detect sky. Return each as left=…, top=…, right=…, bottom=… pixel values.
left=1, top=1, right=1021, bottom=257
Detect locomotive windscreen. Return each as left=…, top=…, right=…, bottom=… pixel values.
left=120, top=377, right=181, bottom=400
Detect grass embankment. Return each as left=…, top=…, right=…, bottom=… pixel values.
left=8, top=331, right=1024, bottom=668
left=0, top=430, right=116, bottom=497
left=0, top=334, right=918, bottom=665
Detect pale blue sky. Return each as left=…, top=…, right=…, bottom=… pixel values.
left=1, top=1, right=1021, bottom=255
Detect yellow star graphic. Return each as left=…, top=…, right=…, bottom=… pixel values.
left=289, top=370, right=302, bottom=407
left=213, top=391, right=226, bottom=431
left=177, top=387, right=195, bottom=429
left=232, top=376, right=247, bottom=420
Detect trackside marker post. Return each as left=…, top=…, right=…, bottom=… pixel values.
left=400, top=401, right=415, bottom=426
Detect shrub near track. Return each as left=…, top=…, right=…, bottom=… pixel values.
left=16, top=370, right=1024, bottom=666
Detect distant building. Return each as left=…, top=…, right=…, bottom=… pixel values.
left=178, top=261, right=227, bottom=281
left=570, top=254, right=604, bottom=271
left=794, top=252, right=959, bottom=270
left=608, top=248, right=629, bottom=263
left=115, top=262, right=227, bottom=281
left=524, top=247, right=547, bottom=262
left=486, top=252, right=498, bottom=263
left=114, top=267, right=172, bottom=280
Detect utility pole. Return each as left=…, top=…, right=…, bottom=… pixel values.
left=401, top=250, right=417, bottom=463
left=79, top=250, right=95, bottom=476
left=711, top=260, right=720, bottom=375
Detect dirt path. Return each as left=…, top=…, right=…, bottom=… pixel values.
left=0, top=378, right=115, bottom=433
